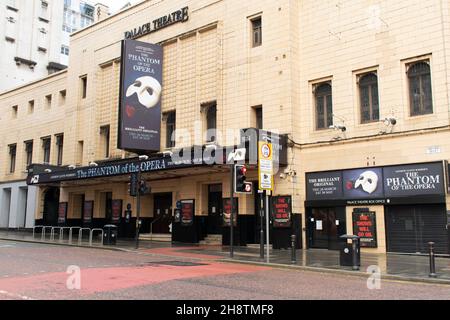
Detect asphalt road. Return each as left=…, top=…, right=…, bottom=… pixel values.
left=0, top=239, right=449, bottom=300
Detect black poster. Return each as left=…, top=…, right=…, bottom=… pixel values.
left=306, top=171, right=343, bottom=200
left=83, top=201, right=94, bottom=224
left=271, top=196, right=292, bottom=228
left=118, top=39, right=163, bottom=152
left=222, top=198, right=238, bottom=227
left=383, top=162, right=445, bottom=197
left=352, top=210, right=377, bottom=248
left=58, top=202, right=68, bottom=224
left=111, top=200, right=122, bottom=223
left=181, top=200, right=194, bottom=226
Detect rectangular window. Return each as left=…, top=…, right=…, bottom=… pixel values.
left=42, top=137, right=51, bottom=164
left=165, top=112, right=176, bottom=148
left=25, top=140, right=33, bottom=167
left=251, top=17, right=262, bottom=47
left=100, top=125, right=110, bottom=158
left=204, top=102, right=217, bottom=143
left=9, top=144, right=16, bottom=174
left=12, top=105, right=18, bottom=119
left=59, top=90, right=66, bottom=106
left=253, top=106, right=263, bottom=129
left=77, top=141, right=84, bottom=165
left=80, top=75, right=87, bottom=99
left=55, top=134, right=64, bottom=166
left=45, top=94, right=52, bottom=109
left=28, top=100, right=34, bottom=114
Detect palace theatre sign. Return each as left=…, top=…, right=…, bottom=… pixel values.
left=124, top=7, right=189, bottom=39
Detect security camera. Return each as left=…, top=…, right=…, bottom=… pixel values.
left=384, top=117, right=397, bottom=126
left=329, top=124, right=346, bottom=132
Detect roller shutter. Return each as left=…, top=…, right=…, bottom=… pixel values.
left=385, top=205, right=449, bottom=254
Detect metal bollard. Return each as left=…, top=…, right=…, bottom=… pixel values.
left=352, top=239, right=360, bottom=271
left=291, top=235, right=297, bottom=264
left=428, top=242, right=437, bottom=278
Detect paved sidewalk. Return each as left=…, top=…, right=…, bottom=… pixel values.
left=1, top=230, right=450, bottom=283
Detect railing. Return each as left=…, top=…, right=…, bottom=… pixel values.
left=89, top=229, right=104, bottom=247
left=149, top=216, right=163, bottom=241
left=31, top=226, right=108, bottom=247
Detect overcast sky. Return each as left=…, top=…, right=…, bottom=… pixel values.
left=99, top=0, right=143, bottom=14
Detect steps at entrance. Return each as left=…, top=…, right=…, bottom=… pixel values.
left=200, top=234, right=223, bottom=246
left=139, top=233, right=172, bottom=242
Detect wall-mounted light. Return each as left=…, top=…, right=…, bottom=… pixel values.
left=89, top=162, right=98, bottom=167
left=68, top=165, right=76, bottom=170
left=138, top=155, right=149, bottom=161
left=44, top=169, right=52, bottom=173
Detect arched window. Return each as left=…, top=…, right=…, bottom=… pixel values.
left=408, top=61, right=433, bottom=116
left=359, top=73, right=379, bottom=123
left=315, top=83, right=333, bottom=130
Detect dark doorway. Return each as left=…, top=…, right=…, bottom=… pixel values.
left=152, top=193, right=173, bottom=234
left=104, top=192, right=113, bottom=223
left=43, top=187, right=60, bottom=226
left=307, top=207, right=346, bottom=250
left=385, top=204, right=449, bottom=254
left=207, top=184, right=223, bottom=235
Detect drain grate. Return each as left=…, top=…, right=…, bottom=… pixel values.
left=143, top=261, right=208, bottom=267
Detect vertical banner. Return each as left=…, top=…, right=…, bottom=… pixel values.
left=118, top=39, right=163, bottom=152
left=111, top=200, right=123, bottom=224
left=83, top=201, right=94, bottom=224
left=222, top=198, right=238, bottom=227
left=181, top=200, right=194, bottom=227
left=271, top=196, right=292, bottom=228
left=58, top=202, right=68, bottom=225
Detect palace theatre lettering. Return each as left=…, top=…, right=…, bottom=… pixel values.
left=124, top=7, right=189, bottom=39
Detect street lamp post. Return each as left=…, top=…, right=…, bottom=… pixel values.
left=135, top=155, right=149, bottom=249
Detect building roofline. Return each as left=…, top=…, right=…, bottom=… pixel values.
left=0, top=69, right=67, bottom=97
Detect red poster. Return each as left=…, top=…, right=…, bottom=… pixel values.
left=222, top=198, right=238, bottom=227
left=112, top=200, right=122, bottom=223
left=271, top=196, right=292, bottom=228
left=83, top=201, right=94, bottom=224
left=181, top=200, right=194, bottom=226
left=58, top=202, right=68, bottom=224
left=352, top=211, right=378, bottom=248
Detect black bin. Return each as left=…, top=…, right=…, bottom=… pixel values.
left=103, top=225, right=118, bottom=245
left=339, top=235, right=361, bottom=268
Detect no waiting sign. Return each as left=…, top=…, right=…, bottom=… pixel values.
left=258, top=141, right=274, bottom=191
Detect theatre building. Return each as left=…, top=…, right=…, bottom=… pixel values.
left=1, top=0, right=450, bottom=255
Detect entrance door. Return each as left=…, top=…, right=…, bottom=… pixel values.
left=207, top=184, right=222, bottom=235
left=43, top=187, right=60, bottom=226
left=152, top=193, right=173, bottom=234
left=308, top=207, right=346, bottom=250
left=386, top=204, right=449, bottom=254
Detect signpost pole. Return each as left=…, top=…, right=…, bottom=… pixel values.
left=266, top=191, right=270, bottom=263
left=260, top=192, right=264, bottom=260
left=230, top=165, right=234, bottom=258
left=135, top=167, right=141, bottom=249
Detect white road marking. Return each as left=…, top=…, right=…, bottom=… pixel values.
left=0, top=290, right=34, bottom=300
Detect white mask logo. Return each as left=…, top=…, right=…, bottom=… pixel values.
left=354, top=171, right=378, bottom=194
left=126, top=76, right=162, bottom=109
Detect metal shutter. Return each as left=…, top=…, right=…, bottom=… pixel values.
left=386, top=205, right=448, bottom=254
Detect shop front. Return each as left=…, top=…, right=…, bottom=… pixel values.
left=305, top=161, right=449, bottom=255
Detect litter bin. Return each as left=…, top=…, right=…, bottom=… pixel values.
left=103, top=225, right=118, bottom=245
left=339, top=235, right=361, bottom=270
